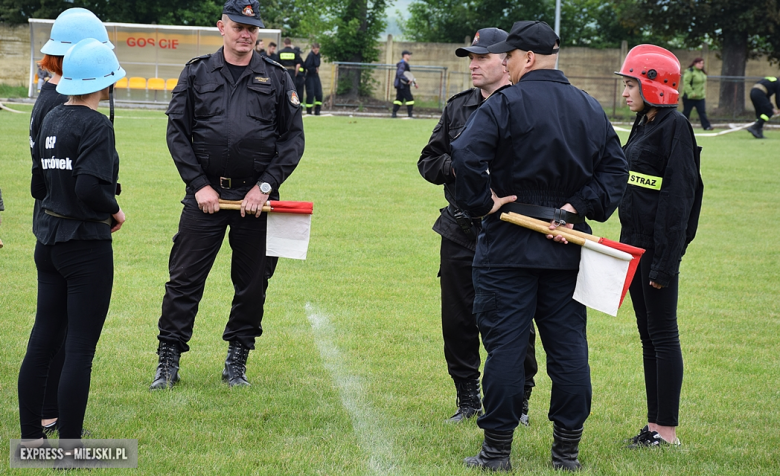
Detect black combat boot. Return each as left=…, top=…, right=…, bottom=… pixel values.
left=448, top=379, right=483, bottom=422
left=747, top=121, right=765, bottom=139
left=464, top=429, right=513, bottom=472
left=222, top=341, right=251, bottom=387
left=314, top=104, right=321, bottom=115
left=407, top=105, right=414, bottom=118
left=520, top=386, right=533, bottom=426
left=150, top=341, right=181, bottom=390
left=551, top=423, right=583, bottom=471
left=306, top=107, right=312, bottom=114
left=392, top=104, right=400, bottom=118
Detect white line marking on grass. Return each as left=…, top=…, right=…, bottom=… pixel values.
left=305, top=303, right=398, bottom=475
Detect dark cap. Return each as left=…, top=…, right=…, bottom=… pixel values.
left=455, top=28, right=508, bottom=57
left=487, top=21, right=559, bottom=55
left=401, top=50, right=412, bottom=56
left=223, top=0, right=264, bottom=28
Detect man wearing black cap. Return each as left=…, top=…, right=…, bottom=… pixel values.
left=452, top=21, right=627, bottom=471
left=392, top=50, right=416, bottom=118
left=417, top=27, right=538, bottom=426
left=150, top=0, right=304, bottom=390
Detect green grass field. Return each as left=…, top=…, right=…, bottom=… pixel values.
left=1, top=106, right=779, bottom=475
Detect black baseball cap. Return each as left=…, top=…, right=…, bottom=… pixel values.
left=401, top=50, right=412, bottom=56
left=487, top=21, right=559, bottom=55
left=223, top=0, right=265, bottom=28
left=456, top=28, right=508, bottom=57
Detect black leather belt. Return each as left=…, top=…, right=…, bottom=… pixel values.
left=44, top=209, right=112, bottom=226
left=215, top=176, right=256, bottom=190
left=500, top=203, right=584, bottom=225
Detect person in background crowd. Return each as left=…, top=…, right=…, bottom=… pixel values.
left=18, top=37, right=126, bottom=445
left=418, top=27, right=538, bottom=426
left=277, top=38, right=305, bottom=102
left=36, top=65, right=51, bottom=91
left=27, top=6, right=115, bottom=437
left=255, top=38, right=267, bottom=57
left=452, top=20, right=627, bottom=471
left=267, top=41, right=278, bottom=61
left=681, top=57, right=713, bottom=130
left=746, top=76, right=780, bottom=139
left=392, top=50, right=417, bottom=118
left=616, top=44, right=704, bottom=449
left=150, top=0, right=304, bottom=390
left=303, top=43, right=323, bottom=115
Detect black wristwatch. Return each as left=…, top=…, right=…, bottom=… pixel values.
left=258, top=182, right=272, bottom=194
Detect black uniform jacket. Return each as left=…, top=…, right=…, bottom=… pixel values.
left=166, top=48, right=304, bottom=200
left=394, top=60, right=411, bottom=89
left=452, top=69, right=628, bottom=270
left=756, top=77, right=780, bottom=107
left=619, top=108, right=704, bottom=286
left=277, top=46, right=303, bottom=76
left=304, top=51, right=320, bottom=76
left=418, top=87, right=484, bottom=250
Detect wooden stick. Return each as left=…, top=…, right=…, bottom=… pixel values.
left=500, top=212, right=592, bottom=246
left=218, top=199, right=271, bottom=212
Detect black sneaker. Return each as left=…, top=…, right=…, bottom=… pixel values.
left=624, top=425, right=650, bottom=444
left=626, top=429, right=680, bottom=448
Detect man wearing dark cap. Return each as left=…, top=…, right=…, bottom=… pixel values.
left=392, top=50, right=416, bottom=118
left=418, top=27, right=538, bottom=426
left=452, top=20, right=627, bottom=471
left=150, top=0, right=304, bottom=390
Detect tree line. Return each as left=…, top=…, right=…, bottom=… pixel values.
left=2, top=0, right=779, bottom=113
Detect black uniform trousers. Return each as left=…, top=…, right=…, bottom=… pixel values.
left=295, top=74, right=306, bottom=106
left=305, top=74, right=323, bottom=109
left=393, top=86, right=414, bottom=116
left=440, top=237, right=537, bottom=385
left=750, top=88, right=774, bottom=122
left=681, top=98, right=711, bottom=129
left=157, top=197, right=268, bottom=352
left=474, top=266, right=591, bottom=432
left=19, top=240, right=113, bottom=439
left=628, top=248, right=683, bottom=427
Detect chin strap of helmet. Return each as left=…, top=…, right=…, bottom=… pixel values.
left=109, top=84, right=115, bottom=125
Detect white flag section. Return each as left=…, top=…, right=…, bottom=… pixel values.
left=266, top=213, right=312, bottom=260
left=573, top=240, right=633, bottom=316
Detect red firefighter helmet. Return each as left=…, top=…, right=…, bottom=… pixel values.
left=616, top=44, right=681, bottom=107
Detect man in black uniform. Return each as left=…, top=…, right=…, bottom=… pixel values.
left=392, top=50, right=416, bottom=118
left=267, top=42, right=278, bottom=61
left=452, top=21, right=627, bottom=471
left=254, top=38, right=266, bottom=57
left=746, top=76, right=780, bottom=139
left=278, top=38, right=305, bottom=104
left=303, top=43, right=323, bottom=115
left=150, top=0, right=305, bottom=390
left=418, top=27, right=538, bottom=425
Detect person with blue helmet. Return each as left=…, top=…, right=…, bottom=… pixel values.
left=18, top=38, right=126, bottom=444
left=27, top=7, right=115, bottom=438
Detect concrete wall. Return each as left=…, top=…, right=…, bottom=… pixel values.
left=4, top=24, right=779, bottom=111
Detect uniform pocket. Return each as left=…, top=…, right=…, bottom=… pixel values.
left=247, top=84, right=276, bottom=120
left=193, top=83, right=224, bottom=118
left=473, top=292, right=497, bottom=314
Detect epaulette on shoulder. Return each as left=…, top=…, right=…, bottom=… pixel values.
left=447, top=88, right=477, bottom=103
left=186, top=53, right=211, bottom=65
left=262, top=56, right=285, bottom=69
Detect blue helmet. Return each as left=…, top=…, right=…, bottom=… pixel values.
left=41, top=8, right=114, bottom=56
left=57, top=39, right=126, bottom=96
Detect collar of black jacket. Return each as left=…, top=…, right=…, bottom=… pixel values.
left=516, top=68, right=570, bottom=85
left=208, top=47, right=268, bottom=74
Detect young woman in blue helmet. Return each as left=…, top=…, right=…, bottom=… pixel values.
left=615, top=45, right=704, bottom=448
left=27, top=7, right=116, bottom=437
left=18, top=38, right=126, bottom=443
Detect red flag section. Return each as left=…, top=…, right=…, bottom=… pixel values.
left=267, top=201, right=313, bottom=215
left=598, top=238, right=645, bottom=306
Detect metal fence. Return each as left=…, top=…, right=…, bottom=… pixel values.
left=328, top=62, right=448, bottom=110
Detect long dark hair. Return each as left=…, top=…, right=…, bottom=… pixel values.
left=687, top=57, right=706, bottom=74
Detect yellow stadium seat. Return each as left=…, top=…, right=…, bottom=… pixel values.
left=115, top=77, right=128, bottom=88
left=147, top=78, right=165, bottom=91
left=165, top=78, right=178, bottom=91
left=128, top=77, right=147, bottom=90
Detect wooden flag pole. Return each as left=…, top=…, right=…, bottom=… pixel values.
left=500, top=212, right=590, bottom=246
left=218, top=199, right=271, bottom=212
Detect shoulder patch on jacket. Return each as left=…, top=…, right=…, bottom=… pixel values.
left=447, top=88, right=477, bottom=103
left=262, top=57, right=285, bottom=69
left=186, top=54, right=211, bottom=65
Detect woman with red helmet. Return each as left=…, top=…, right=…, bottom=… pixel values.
left=615, top=45, right=704, bottom=448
